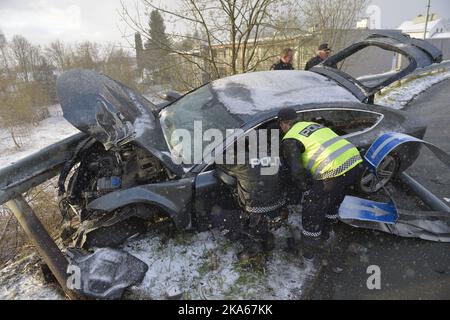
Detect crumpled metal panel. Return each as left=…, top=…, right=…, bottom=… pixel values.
left=67, top=248, right=148, bottom=299
left=364, top=132, right=450, bottom=172
left=339, top=132, right=450, bottom=242
left=341, top=211, right=450, bottom=242
left=339, top=195, right=398, bottom=224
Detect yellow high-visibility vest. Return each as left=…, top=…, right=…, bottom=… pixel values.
left=283, top=121, right=362, bottom=180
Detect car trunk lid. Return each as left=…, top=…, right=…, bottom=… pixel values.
left=311, top=31, right=443, bottom=102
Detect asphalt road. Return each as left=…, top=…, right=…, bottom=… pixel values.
left=309, top=79, right=450, bottom=300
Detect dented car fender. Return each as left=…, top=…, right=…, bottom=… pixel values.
left=86, top=177, right=195, bottom=230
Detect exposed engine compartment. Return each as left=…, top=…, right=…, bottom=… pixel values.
left=57, top=138, right=175, bottom=248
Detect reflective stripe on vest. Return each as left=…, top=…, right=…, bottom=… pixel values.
left=282, top=121, right=362, bottom=180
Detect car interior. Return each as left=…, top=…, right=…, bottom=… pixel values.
left=257, top=109, right=383, bottom=137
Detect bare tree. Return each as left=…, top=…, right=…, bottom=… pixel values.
left=9, top=35, right=39, bottom=83
left=72, top=41, right=101, bottom=69
left=101, top=43, right=138, bottom=89
left=293, top=0, right=368, bottom=53
left=46, top=40, right=73, bottom=71
left=119, top=0, right=295, bottom=86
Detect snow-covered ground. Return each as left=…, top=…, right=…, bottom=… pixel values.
left=0, top=71, right=448, bottom=300
left=0, top=210, right=314, bottom=300
left=0, top=105, right=79, bottom=169
left=0, top=254, right=63, bottom=300
left=123, top=212, right=314, bottom=300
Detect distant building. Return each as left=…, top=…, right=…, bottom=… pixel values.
left=398, top=13, right=450, bottom=39
left=356, top=18, right=370, bottom=30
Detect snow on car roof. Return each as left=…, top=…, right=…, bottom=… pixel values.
left=212, top=70, right=358, bottom=115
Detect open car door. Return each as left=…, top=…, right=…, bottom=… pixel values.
left=310, top=31, right=443, bottom=103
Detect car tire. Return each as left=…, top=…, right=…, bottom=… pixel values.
left=357, top=154, right=400, bottom=194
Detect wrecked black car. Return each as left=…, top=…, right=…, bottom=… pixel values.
left=55, top=32, right=443, bottom=249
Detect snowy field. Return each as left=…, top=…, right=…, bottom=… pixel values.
left=0, top=105, right=79, bottom=169
left=0, top=71, right=448, bottom=300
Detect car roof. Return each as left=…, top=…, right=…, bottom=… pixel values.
left=210, top=70, right=359, bottom=119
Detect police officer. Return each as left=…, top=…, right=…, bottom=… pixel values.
left=304, top=43, right=337, bottom=70
left=217, top=133, right=286, bottom=260
left=270, top=48, right=295, bottom=70
left=278, top=108, right=363, bottom=262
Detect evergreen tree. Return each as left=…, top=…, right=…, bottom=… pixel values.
left=144, top=10, right=172, bottom=83
left=135, top=32, right=144, bottom=73
left=145, top=10, right=171, bottom=53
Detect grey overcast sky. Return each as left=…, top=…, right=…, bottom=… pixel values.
left=0, top=0, right=449, bottom=46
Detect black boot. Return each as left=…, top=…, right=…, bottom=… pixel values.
left=237, top=238, right=264, bottom=261
left=238, top=213, right=273, bottom=260
left=301, top=231, right=321, bottom=264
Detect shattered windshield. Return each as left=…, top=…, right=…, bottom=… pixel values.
left=159, top=84, right=243, bottom=166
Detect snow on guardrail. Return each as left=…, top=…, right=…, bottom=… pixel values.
left=357, top=60, right=450, bottom=84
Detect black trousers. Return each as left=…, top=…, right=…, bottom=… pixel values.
left=301, top=164, right=362, bottom=241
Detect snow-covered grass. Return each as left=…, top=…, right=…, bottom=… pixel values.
left=377, top=70, right=450, bottom=109
left=123, top=211, right=314, bottom=300
left=0, top=254, right=63, bottom=300
left=0, top=105, right=79, bottom=169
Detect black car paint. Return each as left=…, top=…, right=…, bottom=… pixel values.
left=55, top=32, right=438, bottom=235
left=85, top=101, right=426, bottom=231
left=87, top=177, right=194, bottom=229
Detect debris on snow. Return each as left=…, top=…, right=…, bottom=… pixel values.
left=123, top=209, right=315, bottom=300
left=0, top=207, right=316, bottom=300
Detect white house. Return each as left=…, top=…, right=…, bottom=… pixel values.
left=398, top=13, right=450, bottom=39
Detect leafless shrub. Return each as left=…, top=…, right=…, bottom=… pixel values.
left=0, top=179, right=62, bottom=267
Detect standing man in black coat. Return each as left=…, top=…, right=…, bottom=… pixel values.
left=305, top=43, right=337, bottom=70
left=270, top=48, right=295, bottom=70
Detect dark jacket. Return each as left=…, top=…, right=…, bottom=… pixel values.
left=270, top=60, right=294, bottom=70
left=218, top=152, right=284, bottom=213
left=280, top=138, right=311, bottom=192
left=304, top=55, right=337, bottom=70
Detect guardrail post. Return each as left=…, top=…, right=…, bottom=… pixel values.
left=400, top=172, right=450, bottom=213
left=5, top=195, right=79, bottom=299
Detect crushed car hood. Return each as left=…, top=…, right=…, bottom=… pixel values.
left=56, top=69, right=182, bottom=176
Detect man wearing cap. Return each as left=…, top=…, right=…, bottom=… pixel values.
left=304, top=43, right=337, bottom=71
left=277, top=107, right=363, bottom=263
left=270, top=48, right=295, bottom=70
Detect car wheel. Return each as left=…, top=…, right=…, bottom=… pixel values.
left=358, top=154, right=399, bottom=194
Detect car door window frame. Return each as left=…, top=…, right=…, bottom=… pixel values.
left=196, top=107, right=383, bottom=174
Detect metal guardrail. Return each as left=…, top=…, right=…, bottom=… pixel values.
left=0, top=133, right=86, bottom=205
left=0, top=132, right=86, bottom=299
left=357, top=60, right=450, bottom=87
